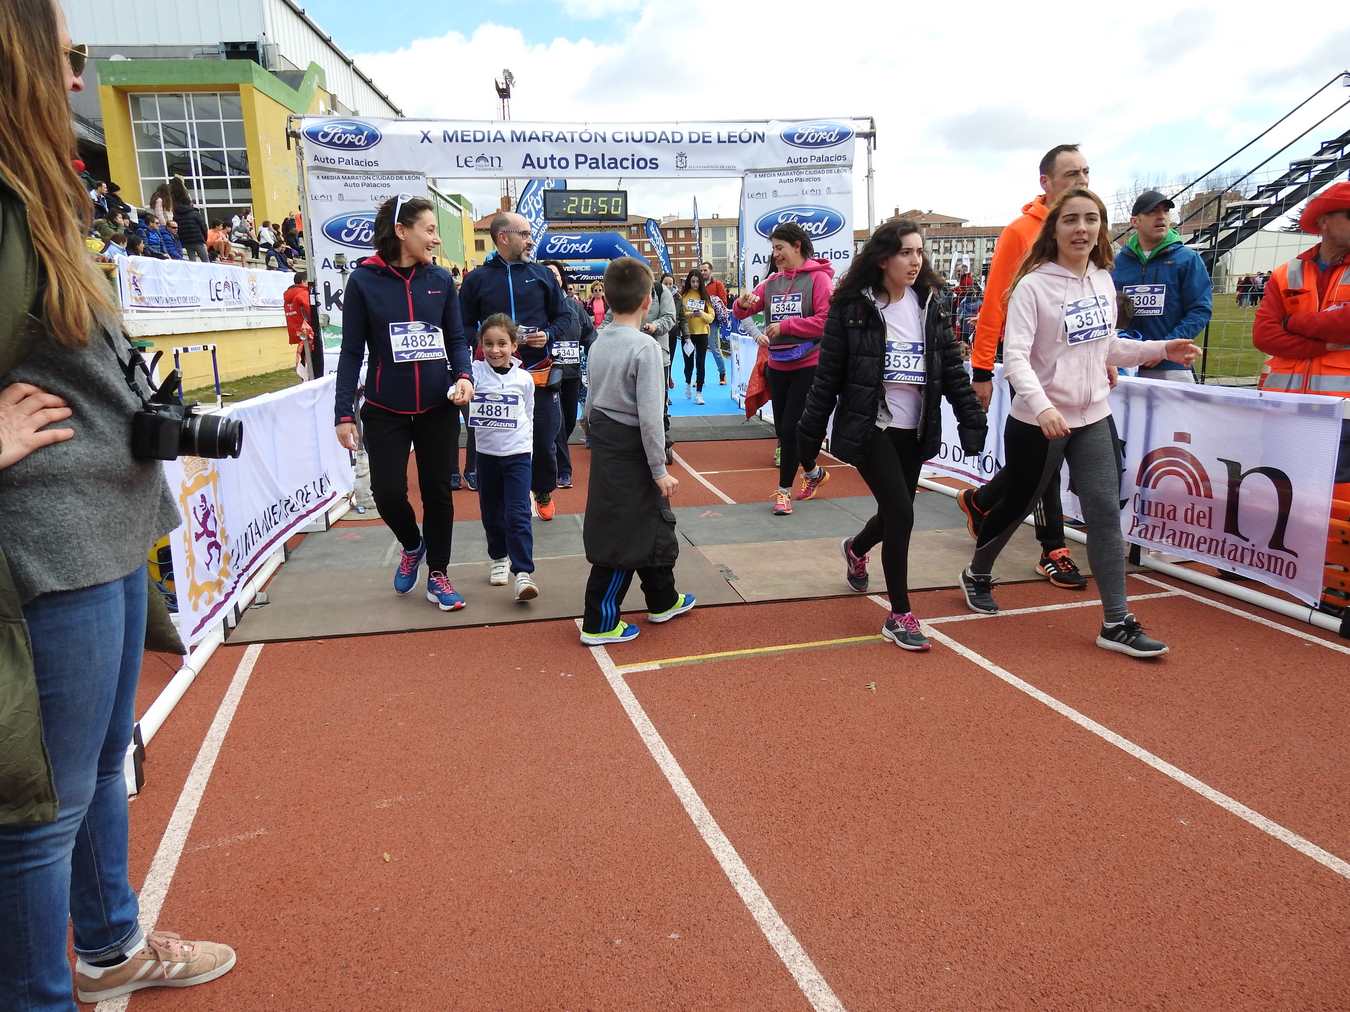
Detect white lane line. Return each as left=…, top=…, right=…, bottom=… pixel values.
left=671, top=449, right=737, bottom=505
left=582, top=631, right=844, bottom=1011
left=918, top=623, right=1350, bottom=882
left=1131, top=573, right=1350, bottom=657
left=880, top=591, right=1183, bottom=626
left=98, top=643, right=265, bottom=1012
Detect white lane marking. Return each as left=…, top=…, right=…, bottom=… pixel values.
left=671, top=449, right=737, bottom=505
left=582, top=630, right=844, bottom=1011
left=98, top=643, right=265, bottom=1012
left=1131, top=573, right=1350, bottom=657
left=879, top=591, right=1183, bottom=626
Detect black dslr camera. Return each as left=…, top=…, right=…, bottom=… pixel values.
left=130, top=367, right=244, bottom=461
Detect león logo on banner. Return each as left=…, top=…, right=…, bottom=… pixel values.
left=176, top=455, right=232, bottom=610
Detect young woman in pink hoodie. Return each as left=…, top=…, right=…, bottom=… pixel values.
left=958, top=189, right=1199, bottom=658
left=734, top=222, right=835, bottom=515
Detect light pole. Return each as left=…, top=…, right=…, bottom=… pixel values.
left=495, top=69, right=516, bottom=207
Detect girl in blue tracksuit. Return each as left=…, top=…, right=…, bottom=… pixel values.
left=335, top=195, right=474, bottom=610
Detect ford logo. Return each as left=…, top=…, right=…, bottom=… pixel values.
left=303, top=119, right=382, bottom=151
left=780, top=121, right=854, bottom=150
left=754, top=206, right=846, bottom=242
left=542, top=234, right=595, bottom=256
left=321, top=211, right=377, bottom=249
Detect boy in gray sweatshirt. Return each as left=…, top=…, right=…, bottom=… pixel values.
left=579, top=257, right=696, bottom=644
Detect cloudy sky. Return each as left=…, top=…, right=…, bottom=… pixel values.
left=303, top=0, right=1350, bottom=226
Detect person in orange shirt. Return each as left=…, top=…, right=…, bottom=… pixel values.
left=959, top=144, right=1091, bottom=590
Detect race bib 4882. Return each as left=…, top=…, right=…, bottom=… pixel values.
left=389, top=321, right=447, bottom=363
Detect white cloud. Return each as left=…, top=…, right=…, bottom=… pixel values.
left=354, top=1, right=1349, bottom=230
left=558, top=0, right=642, bottom=15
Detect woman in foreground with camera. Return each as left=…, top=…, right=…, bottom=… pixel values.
left=333, top=194, right=475, bottom=611
left=0, top=2, right=237, bottom=1008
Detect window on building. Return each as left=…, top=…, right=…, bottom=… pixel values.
left=475, top=238, right=486, bottom=251
left=131, top=91, right=250, bottom=217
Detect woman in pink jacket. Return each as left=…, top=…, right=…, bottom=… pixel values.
left=957, top=189, right=1199, bottom=658
left=734, top=222, right=835, bottom=515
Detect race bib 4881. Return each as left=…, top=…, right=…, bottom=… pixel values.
left=468, top=391, right=523, bottom=429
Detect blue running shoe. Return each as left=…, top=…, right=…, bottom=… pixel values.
left=648, top=592, right=696, bottom=624
left=393, top=541, right=425, bottom=595
left=464, top=471, right=477, bottom=491
left=580, top=621, right=640, bottom=646
left=426, top=570, right=466, bottom=611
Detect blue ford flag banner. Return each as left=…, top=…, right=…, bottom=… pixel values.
left=692, top=195, right=703, bottom=262
left=516, top=178, right=566, bottom=253
left=535, top=231, right=646, bottom=261
left=645, top=218, right=673, bottom=276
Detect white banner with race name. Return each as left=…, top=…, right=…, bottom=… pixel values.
left=738, top=166, right=854, bottom=287
left=298, top=118, right=859, bottom=178
left=116, top=255, right=290, bottom=312
left=305, top=170, right=429, bottom=368
left=161, top=375, right=354, bottom=646
left=926, top=370, right=1341, bottom=604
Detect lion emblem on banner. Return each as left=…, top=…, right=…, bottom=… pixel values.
left=125, top=261, right=148, bottom=307
left=176, top=456, right=232, bottom=609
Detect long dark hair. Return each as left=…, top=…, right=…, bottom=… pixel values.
left=169, top=174, right=194, bottom=208
left=680, top=269, right=705, bottom=295
left=834, top=219, right=943, bottom=306
left=1008, top=187, right=1114, bottom=299
left=372, top=194, right=434, bottom=265
left=769, top=222, right=815, bottom=265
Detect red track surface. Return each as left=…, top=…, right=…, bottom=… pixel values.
left=106, top=441, right=1350, bottom=1010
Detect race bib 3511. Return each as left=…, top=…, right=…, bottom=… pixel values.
left=1063, top=295, right=1112, bottom=346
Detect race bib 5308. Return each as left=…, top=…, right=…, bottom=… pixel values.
left=468, top=391, right=523, bottom=430
left=883, top=339, right=925, bottom=384
left=1063, top=295, right=1112, bottom=346
left=1123, top=284, right=1166, bottom=317
left=389, top=321, right=446, bottom=363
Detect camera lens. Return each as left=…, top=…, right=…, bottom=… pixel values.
left=180, top=410, right=244, bottom=459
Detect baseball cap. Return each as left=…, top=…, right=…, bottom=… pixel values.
left=1131, top=190, right=1175, bottom=216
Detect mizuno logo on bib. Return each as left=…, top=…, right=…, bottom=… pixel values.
left=1063, top=294, right=1112, bottom=345
left=389, top=321, right=446, bottom=363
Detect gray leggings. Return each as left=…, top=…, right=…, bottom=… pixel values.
left=972, top=415, right=1129, bottom=622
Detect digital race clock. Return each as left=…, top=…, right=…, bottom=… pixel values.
left=543, top=189, right=628, bottom=222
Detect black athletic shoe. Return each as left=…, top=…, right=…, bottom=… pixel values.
left=841, top=537, right=869, bottom=593
left=1037, top=548, right=1088, bottom=590
left=956, top=488, right=985, bottom=541
left=450, top=473, right=462, bottom=492
left=1096, top=614, right=1168, bottom=658
left=960, top=568, right=998, bottom=614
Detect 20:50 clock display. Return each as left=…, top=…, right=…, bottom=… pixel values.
left=543, top=189, right=628, bottom=222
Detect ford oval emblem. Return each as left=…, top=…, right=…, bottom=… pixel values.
left=303, top=119, right=383, bottom=151
left=754, top=206, right=846, bottom=242
left=321, top=211, right=377, bottom=249
left=780, top=121, right=855, bottom=150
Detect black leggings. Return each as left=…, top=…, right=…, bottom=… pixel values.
left=683, top=333, right=709, bottom=389
left=768, top=365, right=818, bottom=488
left=555, top=376, right=583, bottom=478
left=853, top=427, right=924, bottom=614
left=361, top=401, right=455, bottom=573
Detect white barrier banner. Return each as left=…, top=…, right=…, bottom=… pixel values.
left=739, top=165, right=853, bottom=285
left=727, top=333, right=772, bottom=423
left=305, top=170, right=429, bottom=367
left=932, top=370, right=1340, bottom=604
left=162, top=376, right=354, bottom=646
left=116, top=255, right=289, bottom=312
left=298, top=118, right=858, bottom=178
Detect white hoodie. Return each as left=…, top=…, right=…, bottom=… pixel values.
left=1002, top=262, right=1163, bottom=429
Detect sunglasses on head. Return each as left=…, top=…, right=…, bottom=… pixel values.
left=66, top=43, right=87, bottom=76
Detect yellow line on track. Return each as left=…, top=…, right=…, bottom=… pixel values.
left=615, top=633, right=881, bottom=672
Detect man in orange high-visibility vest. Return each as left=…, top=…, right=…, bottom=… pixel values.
left=1254, top=181, right=1350, bottom=504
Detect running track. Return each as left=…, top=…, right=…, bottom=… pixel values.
left=112, top=440, right=1350, bottom=1010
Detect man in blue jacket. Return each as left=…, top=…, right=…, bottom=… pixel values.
left=1113, top=190, right=1212, bottom=381
left=459, top=211, right=577, bottom=520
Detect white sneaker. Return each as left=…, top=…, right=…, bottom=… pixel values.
left=489, top=558, right=509, bottom=586
left=514, top=572, right=539, bottom=602
left=694, top=392, right=705, bottom=405
left=685, top=384, right=692, bottom=399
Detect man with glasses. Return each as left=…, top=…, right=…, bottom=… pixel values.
left=459, top=211, right=577, bottom=519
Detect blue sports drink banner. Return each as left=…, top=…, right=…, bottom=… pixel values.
left=692, top=195, right=703, bottom=262
left=516, top=178, right=566, bottom=252
left=645, top=218, right=673, bottom=276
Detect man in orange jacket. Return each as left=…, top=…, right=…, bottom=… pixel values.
left=959, top=144, right=1091, bottom=589
left=1254, top=181, right=1350, bottom=504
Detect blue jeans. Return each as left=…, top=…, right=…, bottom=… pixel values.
left=0, top=568, right=148, bottom=1011
left=531, top=388, right=562, bottom=496
left=709, top=328, right=726, bottom=380
left=477, top=452, right=534, bottom=573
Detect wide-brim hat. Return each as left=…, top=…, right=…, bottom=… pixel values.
left=1299, top=181, right=1350, bottom=234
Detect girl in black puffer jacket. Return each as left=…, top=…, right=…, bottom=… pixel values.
left=798, top=219, right=987, bottom=650
left=168, top=176, right=209, bottom=262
